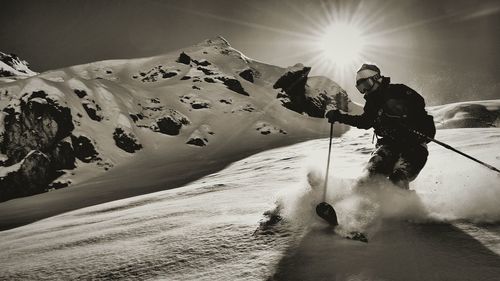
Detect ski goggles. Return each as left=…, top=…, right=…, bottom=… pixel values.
left=356, top=74, right=380, bottom=94
left=356, top=78, right=374, bottom=94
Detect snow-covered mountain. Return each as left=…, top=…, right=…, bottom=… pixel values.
left=0, top=37, right=354, bottom=203
left=0, top=52, right=37, bottom=81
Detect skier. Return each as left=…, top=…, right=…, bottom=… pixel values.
left=326, top=64, right=436, bottom=189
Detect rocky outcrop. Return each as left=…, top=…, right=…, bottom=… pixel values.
left=305, top=77, right=350, bottom=117
left=217, top=76, right=249, bottom=96
left=0, top=69, right=13, bottom=77
left=0, top=151, right=52, bottom=202
left=239, top=68, right=254, bottom=83
left=197, top=66, right=215, bottom=75
left=135, top=65, right=178, bottom=82
left=73, top=89, right=103, bottom=121
left=136, top=108, right=191, bottom=136
left=273, top=64, right=311, bottom=113
left=186, top=136, right=208, bottom=146
left=186, top=125, right=214, bottom=147
left=113, top=128, right=142, bottom=153
left=176, top=52, right=192, bottom=65
left=0, top=90, right=80, bottom=201
left=130, top=101, right=191, bottom=136
left=50, top=140, right=76, bottom=170
left=255, top=122, right=287, bottom=135
left=156, top=115, right=188, bottom=135
left=71, top=135, right=99, bottom=162
left=204, top=77, right=216, bottom=83
left=1, top=91, right=74, bottom=164
left=193, top=59, right=211, bottom=67
left=274, top=65, right=349, bottom=117
left=309, top=90, right=349, bottom=117
left=180, top=94, right=211, bottom=109
left=219, top=99, right=232, bottom=105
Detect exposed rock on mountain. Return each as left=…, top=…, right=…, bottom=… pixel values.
left=274, top=64, right=311, bottom=112
left=0, top=90, right=77, bottom=202
left=186, top=137, right=207, bottom=146
left=135, top=65, right=179, bottom=82
left=273, top=64, right=349, bottom=117
left=1, top=90, right=74, bottom=164
left=0, top=151, right=51, bottom=201
left=154, top=110, right=190, bottom=135
left=73, top=89, right=103, bottom=121
left=70, top=135, right=99, bottom=162
left=239, top=68, right=254, bottom=83
left=193, top=59, right=211, bottom=67
left=186, top=125, right=214, bottom=147
left=255, top=121, right=287, bottom=135
left=180, top=94, right=211, bottom=109
left=113, top=128, right=142, bottom=153
left=218, top=76, right=249, bottom=96
left=305, top=76, right=350, bottom=117
left=176, top=52, right=192, bottom=65
left=50, top=140, right=76, bottom=170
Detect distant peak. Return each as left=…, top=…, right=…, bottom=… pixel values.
left=0, top=51, right=37, bottom=77
left=200, top=36, right=231, bottom=47
left=0, top=51, right=21, bottom=65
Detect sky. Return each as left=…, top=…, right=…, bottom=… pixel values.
left=1, top=0, right=500, bottom=105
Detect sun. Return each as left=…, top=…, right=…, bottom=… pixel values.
left=317, top=22, right=366, bottom=67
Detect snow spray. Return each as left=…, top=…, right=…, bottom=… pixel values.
left=273, top=166, right=428, bottom=235
left=416, top=160, right=500, bottom=223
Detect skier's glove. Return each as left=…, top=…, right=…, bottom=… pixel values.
left=325, top=109, right=342, bottom=124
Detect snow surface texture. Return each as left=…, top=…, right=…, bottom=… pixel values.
left=1, top=126, right=499, bottom=280
left=0, top=36, right=353, bottom=202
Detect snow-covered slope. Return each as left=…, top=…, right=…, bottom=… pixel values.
left=0, top=37, right=355, bottom=203
left=0, top=125, right=499, bottom=280
left=428, top=99, right=500, bottom=129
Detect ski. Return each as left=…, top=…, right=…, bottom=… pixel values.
left=316, top=202, right=338, bottom=226
left=316, top=202, right=368, bottom=243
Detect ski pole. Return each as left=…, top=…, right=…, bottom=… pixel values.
left=323, top=122, right=334, bottom=201
left=409, top=128, right=500, bottom=174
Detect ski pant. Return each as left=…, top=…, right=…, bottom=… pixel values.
left=365, top=141, right=428, bottom=189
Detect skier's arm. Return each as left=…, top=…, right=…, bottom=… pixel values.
left=336, top=112, right=373, bottom=129
left=326, top=102, right=375, bottom=129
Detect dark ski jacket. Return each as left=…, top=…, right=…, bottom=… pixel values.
left=339, top=77, right=436, bottom=145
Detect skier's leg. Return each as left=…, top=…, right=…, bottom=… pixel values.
left=389, top=170, right=410, bottom=189
left=366, top=143, right=400, bottom=177
left=357, top=143, right=400, bottom=187
left=389, top=144, right=428, bottom=189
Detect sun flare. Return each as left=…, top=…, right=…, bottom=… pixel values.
left=317, top=22, right=366, bottom=67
